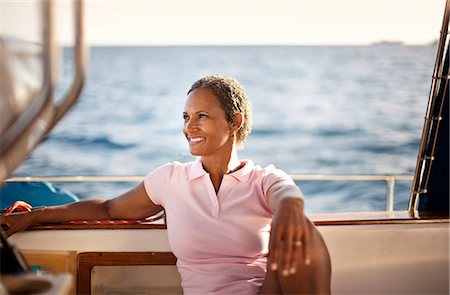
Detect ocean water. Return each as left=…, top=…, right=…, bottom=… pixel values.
left=13, top=45, right=437, bottom=213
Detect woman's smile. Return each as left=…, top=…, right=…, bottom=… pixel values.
left=183, top=88, right=234, bottom=157
left=188, top=136, right=206, bottom=144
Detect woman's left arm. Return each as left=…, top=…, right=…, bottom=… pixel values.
left=267, top=184, right=311, bottom=276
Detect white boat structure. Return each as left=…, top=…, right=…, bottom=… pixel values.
left=0, top=1, right=449, bottom=294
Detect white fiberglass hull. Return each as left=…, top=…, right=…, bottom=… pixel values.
left=8, top=213, right=450, bottom=295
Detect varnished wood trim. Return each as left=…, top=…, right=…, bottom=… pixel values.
left=77, top=251, right=177, bottom=295
left=311, top=210, right=450, bottom=226
left=314, top=217, right=450, bottom=226
left=24, top=218, right=449, bottom=231
left=29, top=222, right=167, bottom=230
left=20, top=211, right=447, bottom=231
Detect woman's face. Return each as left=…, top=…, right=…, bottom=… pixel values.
left=183, top=88, right=234, bottom=158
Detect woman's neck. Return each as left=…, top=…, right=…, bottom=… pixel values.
left=201, top=150, right=241, bottom=193
left=201, top=152, right=241, bottom=176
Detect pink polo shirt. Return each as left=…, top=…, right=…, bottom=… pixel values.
left=144, top=158, right=297, bottom=295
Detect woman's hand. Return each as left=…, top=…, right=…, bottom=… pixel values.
left=0, top=182, right=162, bottom=238
left=0, top=211, right=36, bottom=237
left=268, top=197, right=311, bottom=276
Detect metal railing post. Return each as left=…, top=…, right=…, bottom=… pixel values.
left=386, top=176, right=395, bottom=211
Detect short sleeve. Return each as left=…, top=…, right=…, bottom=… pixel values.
left=262, top=165, right=303, bottom=208
left=143, top=163, right=174, bottom=206
left=262, top=165, right=296, bottom=191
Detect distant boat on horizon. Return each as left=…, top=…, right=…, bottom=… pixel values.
left=371, top=40, right=404, bottom=46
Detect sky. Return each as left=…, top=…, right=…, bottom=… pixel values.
left=0, top=0, right=446, bottom=46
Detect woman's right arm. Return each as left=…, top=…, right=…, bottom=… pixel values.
left=1, top=182, right=162, bottom=237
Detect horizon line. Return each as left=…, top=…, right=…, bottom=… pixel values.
left=63, top=42, right=438, bottom=47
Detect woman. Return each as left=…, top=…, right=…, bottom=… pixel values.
left=2, top=75, right=331, bottom=294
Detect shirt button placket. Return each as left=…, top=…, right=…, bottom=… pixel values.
left=204, top=174, right=220, bottom=217
left=212, top=202, right=219, bottom=217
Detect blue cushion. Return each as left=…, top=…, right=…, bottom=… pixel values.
left=0, top=182, right=79, bottom=209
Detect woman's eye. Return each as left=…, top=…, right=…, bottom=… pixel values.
left=183, top=115, right=189, bottom=122
left=199, top=114, right=208, bottom=119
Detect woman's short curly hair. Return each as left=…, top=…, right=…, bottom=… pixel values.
left=187, top=75, right=252, bottom=147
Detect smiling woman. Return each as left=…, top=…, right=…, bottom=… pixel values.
left=185, top=75, right=252, bottom=146
left=1, top=1, right=449, bottom=294
left=183, top=88, right=239, bottom=160
left=2, top=75, right=332, bottom=294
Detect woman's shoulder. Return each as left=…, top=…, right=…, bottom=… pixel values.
left=243, top=160, right=283, bottom=174
left=239, top=160, right=294, bottom=193
left=146, top=160, right=195, bottom=179
left=159, top=160, right=193, bottom=169
left=241, top=160, right=289, bottom=180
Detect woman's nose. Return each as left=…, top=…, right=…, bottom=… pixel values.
left=184, top=118, right=199, bottom=132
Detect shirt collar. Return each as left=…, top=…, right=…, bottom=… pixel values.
left=187, top=158, right=253, bottom=183
left=227, top=159, right=253, bottom=183
left=187, top=158, right=207, bottom=181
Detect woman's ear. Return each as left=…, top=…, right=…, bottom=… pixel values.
left=231, top=113, right=244, bottom=132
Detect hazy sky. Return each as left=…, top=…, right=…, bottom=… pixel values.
left=1, top=0, right=446, bottom=45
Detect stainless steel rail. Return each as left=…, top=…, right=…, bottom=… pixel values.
left=0, top=0, right=87, bottom=182
left=6, top=174, right=413, bottom=212
left=409, top=0, right=449, bottom=211
left=291, top=174, right=413, bottom=212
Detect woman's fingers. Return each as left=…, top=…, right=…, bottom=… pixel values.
left=281, top=221, right=295, bottom=276
left=269, top=220, right=283, bottom=271
left=270, top=198, right=311, bottom=276
left=2, top=216, right=14, bottom=236
left=1, top=213, right=31, bottom=237
left=303, top=218, right=312, bottom=265
left=289, top=223, right=303, bottom=274
left=273, top=213, right=305, bottom=276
